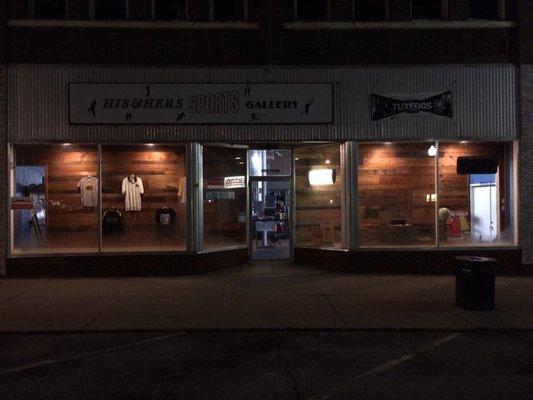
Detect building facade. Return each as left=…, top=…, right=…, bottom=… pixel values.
left=0, top=0, right=530, bottom=276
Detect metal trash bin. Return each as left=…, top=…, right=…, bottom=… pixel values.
left=455, top=256, right=496, bottom=311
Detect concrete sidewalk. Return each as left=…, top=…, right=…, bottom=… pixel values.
left=1, top=264, right=532, bottom=332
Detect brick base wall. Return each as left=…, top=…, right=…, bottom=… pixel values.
left=7, top=249, right=248, bottom=277
left=294, top=247, right=525, bottom=275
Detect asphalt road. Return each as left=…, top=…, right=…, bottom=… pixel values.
left=0, top=331, right=532, bottom=400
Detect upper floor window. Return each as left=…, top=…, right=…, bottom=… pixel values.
left=354, top=0, right=385, bottom=21
left=212, top=0, right=245, bottom=21
left=470, top=0, right=499, bottom=20
left=94, top=0, right=127, bottom=20
left=32, top=0, right=66, bottom=19
left=296, top=0, right=329, bottom=21
left=412, top=0, right=442, bottom=20
left=154, top=0, right=186, bottom=21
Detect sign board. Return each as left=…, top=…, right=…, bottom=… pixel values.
left=371, top=91, right=452, bottom=121
left=11, top=197, right=34, bottom=210
left=69, top=83, right=333, bottom=124
left=224, top=176, right=246, bottom=189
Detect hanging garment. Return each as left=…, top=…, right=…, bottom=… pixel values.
left=77, top=176, right=98, bottom=207
left=122, top=175, right=144, bottom=211
left=450, top=216, right=462, bottom=237
left=178, top=176, right=187, bottom=204
left=102, top=208, right=123, bottom=235
left=155, top=207, right=176, bottom=226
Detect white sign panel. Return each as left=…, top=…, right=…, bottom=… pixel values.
left=69, top=83, right=333, bottom=124
left=224, top=176, right=246, bottom=189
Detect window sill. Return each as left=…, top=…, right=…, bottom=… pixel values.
left=284, top=20, right=516, bottom=30
left=8, top=19, right=260, bottom=30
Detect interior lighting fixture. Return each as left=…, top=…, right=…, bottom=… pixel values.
left=427, top=145, right=437, bottom=157
left=309, top=169, right=336, bottom=186
left=325, top=159, right=331, bottom=165
left=147, top=143, right=155, bottom=147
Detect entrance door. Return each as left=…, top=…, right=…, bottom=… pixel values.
left=250, top=179, right=291, bottom=260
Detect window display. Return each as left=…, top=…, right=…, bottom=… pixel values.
left=358, top=142, right=437, bottom=247
left=101, top=145, right=186, bottom=252
left=10, top=144, right=99, bottom=254
left=294, top=144, right=343, bottom=249
left=203, top=146, right=247, bottom=249
left=438, top=142, right=515, bottom=246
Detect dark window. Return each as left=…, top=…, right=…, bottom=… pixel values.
left=154, top=0, right=186, bottom=20
left=470, top=0, right=499, bottom=20
left=297, top=0, right=328, bottom=21
left=354, top=0, right=385, bottom=21
left=94, top=0, right=127, bottom=20
left=34, top=0, right=66, bottom=19
left=213, top=0, right=245, bottom=21
left=412, top=0, right=442, bottom=19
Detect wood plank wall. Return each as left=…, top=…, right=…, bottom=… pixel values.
left=295, top=144, right=343, bottom=248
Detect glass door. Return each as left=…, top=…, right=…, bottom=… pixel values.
left=250, top=179, right=291, bottom=260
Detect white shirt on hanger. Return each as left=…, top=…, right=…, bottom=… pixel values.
left=77, top=176, right=98, bottom=207
left=122, top=175, right=144, bottom=211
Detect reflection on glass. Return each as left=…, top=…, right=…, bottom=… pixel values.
left=438, top=142, right=515, bottom=246
left=249, top=150, right=292, bottom=177
left=101, top=145, right=186, bottom=252
left=11, top=144, right=99, bottom=254
left=294, top=144, right=343, bottom=249
left=203, top=146, right=247, bottom=249
left=251, top=180, right=291, bottom=259
left=358, top=142, right=436, bottom=247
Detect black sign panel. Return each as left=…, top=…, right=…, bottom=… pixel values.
left=457, top=156, right=498, bottom=175
left=371, top=91, right=453, bottom=121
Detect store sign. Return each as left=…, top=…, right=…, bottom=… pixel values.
left=224, top=176, right=246, bottom=189
left=69, top=83, right=333, bottom=124
left=371, top=91, right=453, bottom=121
left=11, top=197, right=34, bottom=210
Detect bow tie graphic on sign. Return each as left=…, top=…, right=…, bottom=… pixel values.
left=371, top=91, right=453, bottom=121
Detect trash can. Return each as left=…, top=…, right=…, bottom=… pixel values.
left=455, top=256, right=496, bottom=311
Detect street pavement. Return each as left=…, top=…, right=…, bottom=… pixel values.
left=0, top=330, right=532, bottom=399
left=0, top=263, right=533, bottom=331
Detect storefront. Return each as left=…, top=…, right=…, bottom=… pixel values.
left=4, top=64, right=521, bottom=275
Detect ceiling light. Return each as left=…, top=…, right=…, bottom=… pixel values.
left=427, top=145, right=437, bottom=157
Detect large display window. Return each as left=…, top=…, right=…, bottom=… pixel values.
left=101, top=144, right=186, bottom=252
left=10, top=144, right=99, bottom=254
left=294, top=144, right=343, bottom=249
left=203, top=146, right=247, bottom=249
left=438, top=141, right=516, bottom=246
left=358, top=142, right=437, bottom=247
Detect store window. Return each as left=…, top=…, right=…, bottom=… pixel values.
left=412, top=0, right=442, bottom=19
left=94, top=0, right=127, bottom=20
left=203, top=146, right=247, bottom=249
left=154, top=0, right=186, bottom=21
left=296, top=0, right=329, bottom=21
left=249, top=149, right=292, bottom=177
left=10, top=144, right=99, bottom=255
left=358, top=142, right=437, bottom=247
left=294, top=144, right=343, bottom=249
left=469, top=0, right=499, bottom=20
left=354, top=0, right=385, bottom=21
left=33, top=0, right=66, bottom=19
left=212, top=0, right=245, bottom=21
left=438, top=142, right=515, bottom=246
left=101, top=145, right=186, bottom=252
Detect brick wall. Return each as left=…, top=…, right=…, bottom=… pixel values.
left=294, top=247, right=524, bottom=275
left=520, top=64, right=533, bottom=267
left=0, top=65, right=6, bottom=277
left=7, top=249, right=248, bottom=277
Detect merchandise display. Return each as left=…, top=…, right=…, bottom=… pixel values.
left=77, top=176, right=98, bottom=208
left=102, top=207, right=123, bottom=235
left=155, top=207, right=176, bottom=226
left=122, top=175, right=144, bottom=211
left=178, top=176, right=186, bottom=203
